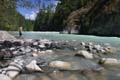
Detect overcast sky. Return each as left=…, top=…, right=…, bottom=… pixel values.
left=17, top=0, right=59, bottom=20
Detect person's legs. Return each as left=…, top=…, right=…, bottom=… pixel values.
left=19, top=31, right=22, bottom=37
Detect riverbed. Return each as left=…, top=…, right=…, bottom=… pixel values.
left=1, top=32, right=119, bottom=80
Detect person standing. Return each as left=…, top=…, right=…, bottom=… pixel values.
left=19, top=26, right=23, bottom=37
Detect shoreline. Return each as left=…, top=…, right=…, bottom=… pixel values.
left=7, top=30, right=120, bottom=38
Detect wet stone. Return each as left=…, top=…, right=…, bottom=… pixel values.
left=2, top=40, right=13, bottom=47
left=0, top=50, right=13, bottom=60
left=76, top=50, right=93, bottom=59
left=13, top=41, right=22, bottom=46
left=49, top=61, right=72, bottom=70
left=25, top=60, right=43, bottom=72
left=0, top=74, right=11, bottom=80
left=0, top=39, right=118, bottom=80
left=9, top=47, right=16, bottom=51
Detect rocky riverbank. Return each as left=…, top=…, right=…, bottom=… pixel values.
left=0, top=36, right=120, bottom=80
left=0, top=31, right=16, bottom=41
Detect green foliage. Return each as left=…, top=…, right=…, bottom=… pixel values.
left=50, top=0, right=96, bottom=31
left=1, top=0, right=119, bottom=37
left=51, top=0, right=120, bottom=37
left=34, top=4, right=54, bottom=31
left=0, top=0, right=34, bottom=31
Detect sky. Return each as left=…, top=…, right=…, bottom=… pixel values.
left=17, top=0, right=59, bottom=20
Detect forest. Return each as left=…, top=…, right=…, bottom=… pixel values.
left=0, top=0, right=120, bottom=36
left=0, top=0, right=34, bottom=31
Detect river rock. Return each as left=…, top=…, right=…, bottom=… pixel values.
left=0, top=74, right=11, bottom=80
left=25, top=47, right=32, bottom=53
left=80, top=42, right=85, bottom=46
left=0, top=51, right=5, bottom=60
left=19, top=47, right=25, bottom=52
left=32, top=42, right=38, bottom=47
left=88, top=42, right=93, bottom=46
left=49, top=61, right=72, bottom=70
left=46, top=50, right=53, bottom=53
left=9, top=47, right=16, bottom=51
left=39, top=44, right=45, bottom=48
left=99, top=58, right=120, bottom=66
left=76, top=50, right=93, bottom=59
left=3, top=40, right=13, bottom=47
left=40, top=51, right=46, bottom=54
left=13, top=41, right=21, bottom=46
left=86, top=45, right=93, bottom=52
left=5, top=59, right=24, bottom=79
left=23, top=42, right=31, bottom=47
left=32, top=53, right=38, bottom=57
left=93, top=45, right=102, bottom=50
left=104, top=47, right=116, bottom=54
left=0, top=50, right=13, bottom=60
left=12, top=51, right=18, bottom=55
left=26, top=60, right=43, bottom=72
left=44, top=42, right=51, bottom=49
left=37, top=50, right=54, bottom=57
left=32, top=48, right=38, bottom=52
left=6, top=66, right=20, bottom=79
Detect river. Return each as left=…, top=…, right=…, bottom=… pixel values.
left=9, top=31, right=120, bottom=45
